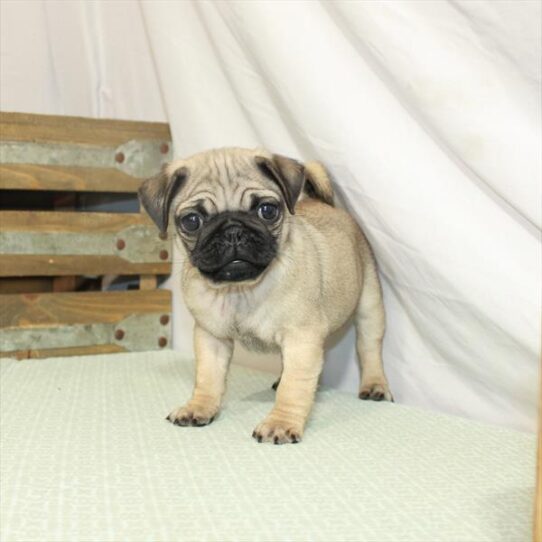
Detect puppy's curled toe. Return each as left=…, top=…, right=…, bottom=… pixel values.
left=252, top=418, right=302, bottom=444
left=358, top=381, right=393, bottom=402
left=166, top=404, right=217, bottom=427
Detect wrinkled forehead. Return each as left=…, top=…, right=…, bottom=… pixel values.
left=171, top=149, right=280, bottom=214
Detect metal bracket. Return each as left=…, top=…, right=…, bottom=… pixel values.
left=0, top=224, right=170, bottom=264
left=1, top=313, right=171, bottom=353
left=0, top=139, right=172, bottom=178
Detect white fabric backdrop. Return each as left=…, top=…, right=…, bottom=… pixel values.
left=1, top=0, right=540, bottom=432
left=141, top=0, right=541, bottom=433
left=0, top=0, right=166, bottom=121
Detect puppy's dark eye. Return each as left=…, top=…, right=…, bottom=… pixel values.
left=179, top=213, right=202, bottom=233
left=257, top=203, right=279, bottom=221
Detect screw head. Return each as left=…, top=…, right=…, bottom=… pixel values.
left=115, top=329, right=125, bottom=340
left=116, top=239, right=126, bottom=250
left=115, top=152, right=125, bottom=163
left=160, top=142, right=169, bottom=154
left=158, top=337, right=168, bottom=348
left=159, top=250, right=169, bottom=260
left=160, top=314, right=170, bottom=326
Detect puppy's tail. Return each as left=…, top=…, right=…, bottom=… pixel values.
left=304, top=161, right=334, bottom=206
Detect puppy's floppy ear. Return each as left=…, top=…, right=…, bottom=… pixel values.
left=255, top=154, right=305, bottom=214
left=138, top=165, right=187, bottom=234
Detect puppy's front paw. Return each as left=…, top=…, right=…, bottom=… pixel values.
left=252, top=417, right=302, bottom=445
left=359, top=380, right=393, bottom=402
left=166, top=403, right=217, bottom=427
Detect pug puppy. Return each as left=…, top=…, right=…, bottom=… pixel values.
left=139, top=148, right=392, bottom=444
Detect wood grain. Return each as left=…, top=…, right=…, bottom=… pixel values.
left=0, top=164, right=144, bottom=192
left=0, top=112, right=173, bottom=359
left=52, top=276, right=79, bottom=292
left=0, top=111, right=171, bottom=147
left=140, top=275, right=158, bottom=290
left=0, top=277, right=53, bottom=294
left=0, top=290, right=171, bottom=329
left=0, top=210, right=154, bottom=233
left=0, top=255, right=170, bottom=277
left=0, top=210, right=170, bottom=276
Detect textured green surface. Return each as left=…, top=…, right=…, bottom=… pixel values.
left=0, top=351, right=535, bottom=542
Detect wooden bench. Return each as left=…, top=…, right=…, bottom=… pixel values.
left=0, top=112, right=173, bottom=359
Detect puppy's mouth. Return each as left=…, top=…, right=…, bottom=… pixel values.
left=198, top=258, right=268, bottom=283
left=189, top=211, right=278, bottom=283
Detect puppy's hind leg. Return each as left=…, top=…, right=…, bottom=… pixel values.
left=356, top=261, right=393, bottom=402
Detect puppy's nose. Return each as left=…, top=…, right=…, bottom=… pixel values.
left=223, top=225, right=244, bottom=244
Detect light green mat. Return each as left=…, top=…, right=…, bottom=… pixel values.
left=0, top=351, right=536, bottom=542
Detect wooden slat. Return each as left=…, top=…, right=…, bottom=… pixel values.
left=1, top=290, right=170, bottom=328
left=140, top=275, right=158, bottom=290
left=51, top=191, right=76, bottom=292
left=52, top=276, right=78, bottom=292
left=0, top=164, right=143, bottom=192
left=1, top=344, right=126, bottom=360
left=0, top=210, right=170, bottom=277
left=0, top=290, right=171, bottom=357
left=0, top=255, right=170, bottom=277
left=1, top=210, right=153, bottom=233
left=0, top=111, right=171, bottom=146
left=0, top=277, right=53, bottom=294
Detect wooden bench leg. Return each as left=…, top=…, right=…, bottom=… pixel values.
left=140, top=275, right=157, bottom=290
left=53, top=276, right=77, bottom=292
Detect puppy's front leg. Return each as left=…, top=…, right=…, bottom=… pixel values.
left=253, top=333, right=324, bottom=444
left=167, top=325, right=233, bottom=427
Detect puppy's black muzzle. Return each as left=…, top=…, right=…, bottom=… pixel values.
left=191, top=212, right=277, bottom=283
